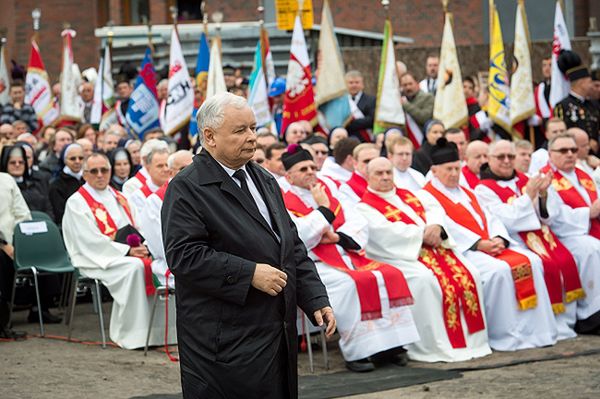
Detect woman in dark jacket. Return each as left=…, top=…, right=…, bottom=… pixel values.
left=108, top=147, right=134, bottom=191
left=48, top=143, right=85, bottom=226
left=0, top=145, right=54, bottom=219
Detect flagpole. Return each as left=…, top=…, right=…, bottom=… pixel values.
left=202, top=1, right=209, bottom=36
left=258, top=0, right=269, bottom=85
left=32, top=8, right=41, bottom=44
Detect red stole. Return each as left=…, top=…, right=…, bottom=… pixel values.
left=478, top=174, right=585, bottom=313
left=361, top=188, right=485, bottom=348
left=346, top=172, right=368, bottom=198
left=134, top=170, right=147, bottom=186
left=156, top=181, right=169, bottom=201
left=78, top=186, right=156, bottom=296
left=461, top=165, right=480, bottom=190
left=283, top=182, right=413, bottom=321
left=424, top=182, right=538, bottom=310
left=140, top=183, right=153, bottom=198
left=541, top=164, right=600, bottom=239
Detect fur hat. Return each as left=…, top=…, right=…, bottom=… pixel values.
left=557, top=50, right=590, bottom=82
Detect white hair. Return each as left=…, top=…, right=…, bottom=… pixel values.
left=196, top=92, right=248, bottom=145
left=167, top=150, right=192, bottom=169
left=140, top=139, right=170, bottom=165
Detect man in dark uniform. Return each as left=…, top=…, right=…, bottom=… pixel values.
left=554, top=50, right=600, bottom=153
left=162, top=92, right=336, bottom=399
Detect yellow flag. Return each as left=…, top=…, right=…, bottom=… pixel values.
left=488, top=0, right=511, bottom=132
left=509, top=0, right=535, bottom=127
left=433, top=12, right=468, bottom=129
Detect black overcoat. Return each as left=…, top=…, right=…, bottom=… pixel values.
left=162, top=149, right=330, bottom=399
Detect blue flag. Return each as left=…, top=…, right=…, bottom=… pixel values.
left=125, top=47, right=160, bottom=139
left=190, top=32, right=210, bottom=139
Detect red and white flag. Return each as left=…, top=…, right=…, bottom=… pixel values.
left=25, top=40, right=59, bottom=127
left=549, top=1, right=571, bottom=107
left=282, top=15, right=317, bottom=134
left=59, top=29, right=81, bottom=123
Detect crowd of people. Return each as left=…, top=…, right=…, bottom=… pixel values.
left=1, top=44, right=600, bottom=377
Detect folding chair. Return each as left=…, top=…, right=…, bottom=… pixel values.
left=9, top=219, right=75, bottom=337
left=303, top=312, right=329, bottom=373
left=30, top=211, right=54, bottom=223
left=144, top=285, right=176, bottom=356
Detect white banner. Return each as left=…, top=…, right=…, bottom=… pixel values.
left=549, top=1, right=571, bottom=107
left=163, top=29, right=194, bottom=136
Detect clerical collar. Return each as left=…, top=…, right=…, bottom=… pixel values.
left=367, top=186, right=396, bottom=199
left=570, top=90, right=585, bottom=102
left=479, top=163, right=515, bottom=181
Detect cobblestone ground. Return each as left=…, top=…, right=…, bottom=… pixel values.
left=2, top=303, right=600, bottom=398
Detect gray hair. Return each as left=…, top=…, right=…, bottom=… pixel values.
left=196, top=92, right=248, bottom=145
left=345, top=70, right=363, bottom=80
left=514, top=139, right=533, bottom=151
left=83, top=152, right=111, bottom=171
left=487, top=139, right=514, bottom=155
left=549, top=132, right=576, bottom=149
left=140, top=138, right=169, bottom=165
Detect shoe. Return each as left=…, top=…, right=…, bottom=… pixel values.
left=0, top=327, right=27, bottom=340
left=28, top=310, right=62, bottom=324
left=345, top=359, right=375, bottom=373
left=391, top=351, right=409, bottom=367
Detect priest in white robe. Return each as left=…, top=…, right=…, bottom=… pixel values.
left=281, top=146, right=419, bottom=372
left=540, top=133, right=600, bottom=334
left=122, top=139, right=168, bottom=197
left=63, top=153, right=176, bottom=349
left=475, top=140, right=583, bottom=339
left=319, top=138, right=357, bottom=183
left=357, top=157, right=491, bottom=362
left=138, top=150, right=193, bottom=287
left=420, top=138, right=560, bottom=351
left=528, top=118, right=567, bottom=174
left=339, top=143, right=380, bottom=204
left=386, top=136, right=425, bottom=191
left=128, top=140, right=170, bottom=214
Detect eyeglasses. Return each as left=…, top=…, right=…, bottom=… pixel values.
left=86, top=167, right=110, bottom=175
left=68, top=156, right=84, bottom=161
left=551, top=147, right=578, bottom=155
left=491, top=153, right=516, bottom=161
left=296, top=165, right=317, bottom=173
left=8, top=160, right=25, bottom=165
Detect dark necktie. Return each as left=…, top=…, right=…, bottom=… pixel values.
left=233, top=169, right=253, bottom=200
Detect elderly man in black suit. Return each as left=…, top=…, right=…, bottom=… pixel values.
left=346, top=70, right=376, bottom=143
left=162, top=92, right=336, bottom=399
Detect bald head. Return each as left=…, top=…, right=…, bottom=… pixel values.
left=465, top=140, right=488, bottom=174
left=168, top=150, right=193, bottom=176
left=366, top=157, right=395, bottom=192
left=570, top=127, right=591, bottom=160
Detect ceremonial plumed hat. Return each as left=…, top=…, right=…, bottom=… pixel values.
left=430, top=137, right=459, bottom=165
left=281, top=144, right=313, bottom=170
left=557, top=50, right=590, bottom=82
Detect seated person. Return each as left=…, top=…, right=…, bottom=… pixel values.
left=357, top=157, right=491, bottom=362
left=49, top=143, right=85, bottom=226
left=386, top=136, right=425, bottom=191
left=128, top=140, right=170, bottom=213
left=281, top=145, right=419, bottom=372
left=62, top=152, right=176, bottom=349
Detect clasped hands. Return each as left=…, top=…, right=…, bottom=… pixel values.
left=476, top=236, right=506, bottom=256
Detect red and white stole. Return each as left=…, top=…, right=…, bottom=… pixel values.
left=461, top=165, right=480, bottom=190
left=283, top=181, right=413, bottom=321
left=541, top=164, right=600, bottom=239
left=361, top=188, right=485, bottom=348
left=346, top=172, right=368, bottom=198
left=478, top=174, right=585, bottom=313
left=78, top=185, right=156, bottom=296
left=423, top=182, right=538, bottom=310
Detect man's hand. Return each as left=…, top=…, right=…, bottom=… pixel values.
left=319, top=229, right=340, bottom=245
left=590, top=199, right=600, bottom=219
left=477, top=239, right=503, bottom=256
left=310, top=183, right=330, bottom=208
left=128, top=245, right=149, bottom=258
left=252, top=263, right=287, bottom=296
left=423, top=225, right=442, bottom=247
left=1, top=243, right=14, bottom=259
left=588, top=155, right=600, bottom=169
left=313, top=306, right=336, bottom=338
left=491, top=236, right=506, bottom=250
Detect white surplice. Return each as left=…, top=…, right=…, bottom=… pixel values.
left=122, top=167, right=150, bottom=197
left=137, top=191, right=175, bottom=287
left=528, top=148, right=548, bottom=174
left=287, top=184, right=420, bottom=362
left=320, top=157, right=352, bottom=183
left=128, top=178, right=160, bottom=215
left=475, top=180, right=577, bottom=339
left=544, top=167, right=600, bottom=322
left=393, top=167, right=425, bottom=191
left=356, top=188, right=492, bottom=362
left=420, top=178, right=559, bottom=351
left=62, top=183, right=176, bottom=349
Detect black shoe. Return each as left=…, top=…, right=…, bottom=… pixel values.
left=0, top=327, right=27, bottom=340
left=391, top=351, right=409, bottom=367
left=28, top=310, right=62, bottom=324
left=345, top=359, right=375, bottom=373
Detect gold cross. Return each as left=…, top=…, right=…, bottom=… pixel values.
left=384, top=205, right=402, bottom=222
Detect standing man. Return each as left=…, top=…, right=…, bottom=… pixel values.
left=400, top=73, right=434, bottom=132
left=0, top=81, right=38, bottom=133
left=79, top=82, right=95, bottom=124
left=533, top=58, right=553, bottom=147
left=419, top=55, right=439, bottom=95
left=162, top=93, right=335, bottom=399
left=345, top=70, right=376, bottom=143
